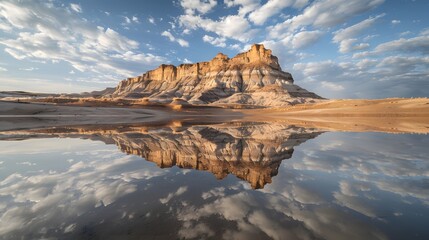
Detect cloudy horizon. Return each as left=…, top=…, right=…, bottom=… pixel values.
left=0, top=0, right=428, bottom=98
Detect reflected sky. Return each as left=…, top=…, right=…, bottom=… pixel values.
left=0, top=127, right=428, bottom=239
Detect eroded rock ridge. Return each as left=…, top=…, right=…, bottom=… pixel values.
left=109, top=44, right=322, bottom=106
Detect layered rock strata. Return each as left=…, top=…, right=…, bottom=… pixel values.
left=109, top=44, right=322, bottom=106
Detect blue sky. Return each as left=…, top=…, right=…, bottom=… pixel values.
left=0, top=0, right=428, bottom=98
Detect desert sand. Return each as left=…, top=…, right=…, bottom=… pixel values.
left=241, top=98, right=429, bottom=133
left=1, top=98, right=429, bottom=133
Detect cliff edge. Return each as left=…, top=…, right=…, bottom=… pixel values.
left=106, top=44, right=322, bottom=107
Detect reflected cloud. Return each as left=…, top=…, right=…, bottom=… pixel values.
left=0, top=123, right=427, bottom=239
left=0, top=123, right=322, bottom=189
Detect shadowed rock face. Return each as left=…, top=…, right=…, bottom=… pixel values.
left=0, top=123, right=322, bottom=188
left=110, top=44, right=322, bottom=106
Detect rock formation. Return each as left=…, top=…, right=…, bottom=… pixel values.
left=1, top=123, right=322, bottom=188
left=108, top=44, right=322, bottom=107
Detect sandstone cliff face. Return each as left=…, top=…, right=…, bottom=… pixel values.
left=3, top=123, right=322, bottom=189
left=109, top=44, right=322, bottom=107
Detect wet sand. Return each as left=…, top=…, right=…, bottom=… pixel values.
left=1, top=99, right=429, bottom=133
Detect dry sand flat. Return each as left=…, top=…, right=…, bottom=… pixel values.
left=260, top=98, right=429, bottom=116
left=243, top=98, right=429, bottom=133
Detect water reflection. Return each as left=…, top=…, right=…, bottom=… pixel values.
left=0, top=123, right=428, bottom=239
left=1, top=123, right=322, bottom=189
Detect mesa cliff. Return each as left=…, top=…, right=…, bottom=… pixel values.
left=106, top=44, right=322, bottom=107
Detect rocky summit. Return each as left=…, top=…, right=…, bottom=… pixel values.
left=107, top=44, right=322, bottom=107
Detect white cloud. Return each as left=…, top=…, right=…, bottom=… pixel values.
left=202, top=35, right=226, bottom=47
left=179, top=14, right=254, bottom=42
left=333, top=14, right=384, bottom=43
left=148, top=16, right=155, bottom=24
left=161, top=31, right=189, bottom=47
left=391, top=19, right=400, bottom=24
left=132, top=16, right=139, bottom=23
left=373, top=35, right=429, bottom=55
left=0, top=67, right=7, bottom=71
left=338, top=39, right=370, bottom=53
left=0, top=1, right=165, bottom=86
left=320, top=81, right=344, bottom=91
left=180, top=0, right=217, bottom=14
left=269, top=0, right=384, bottom=39
left=0, top=19, right=12, bottom=31
left=177, top=39, right=189, bottom=47
left=224, top=0, right=260, bottom=16
left=332, top=14, right=385, bottom=53
left=291, top=30, right=323, bottom=49
left=121, top=15, right=140, bottom=27
left=182, top=28, right=190, bottom=35
left=183, top=58, right=192, bottom=63
left=70, top=3, right=81, bottom=13
left=161, top=31, right=175, bottom=41
left=18, top=67, right=38, bottom=71
left=293, top=54, right=429, bottom=98
left=248, top=0, right=304, bottom=25
left=420, top=28, right=429, bottom=36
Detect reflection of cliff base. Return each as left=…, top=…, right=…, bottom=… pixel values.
left=0, top=122, right=321, bottom=189
left=113, top=124, right=321, bottom=189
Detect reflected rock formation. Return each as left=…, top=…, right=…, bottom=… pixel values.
left=1, top=123, right=322, bottom=188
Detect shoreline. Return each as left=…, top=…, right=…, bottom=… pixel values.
left=1, top=98, right=429, bottom=133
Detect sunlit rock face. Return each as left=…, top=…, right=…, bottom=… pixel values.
left=111, top=44, right=322, bottom=106
left=2, top=123, right=322, bottom=189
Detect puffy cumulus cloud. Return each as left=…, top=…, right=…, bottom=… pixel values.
left=202, top=34, right=226, bottom=47
left=333, top=14, right=384, bottom=53
left=291, top=30, right=324, bottom=49
left=179, top=14, right=255, bottom=42
left=180, top=0, right=217, bottom=15
left=289, top=132, right=429, bottom=204
left=0, top=0, right=165, bottom=84
left=248, top=0, right=309, bottom=25
left=0, top=139, right=170, bottom=237
left=224, top=0, right=260, bottom=16
left=161, top=30, right=189, bottom=47
left=177, top=0, right=336, bottom=52
left=291, top=31, right=429, bottom=98
left=269, top=0, right=384, bottom=38
left=293, top=53, right=429, bottom=98
left=338, top=39, right=370, bottom=53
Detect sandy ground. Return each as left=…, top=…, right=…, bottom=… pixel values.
left=1, top=98, right=429, bottom=133
left=242, top=98, right=429, bottom=133
left=252, top=98, right=429, bottom=116
left=0, top=101, right=243, bottom=131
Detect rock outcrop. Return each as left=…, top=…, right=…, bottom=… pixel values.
left=2, top=123, right=322, bottom=189
left=108, top=44, right=322, bottom=107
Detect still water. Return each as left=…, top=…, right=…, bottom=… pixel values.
left=0, top=123, right=428, bottom=239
